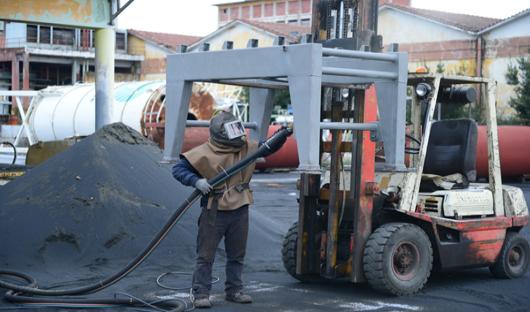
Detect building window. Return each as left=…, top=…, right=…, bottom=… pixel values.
left=242, top=6, right=250, bottom=19
left=288, top=19, right=299, bottom=24
left=264, top=3, right=273, bottom=17
left=230, top=6, right=239, bottom=19
left=116, top=32, right=126, bottom=50
left=301, top=0, right=311, bottom=13
left=40, top=26, right=51, bottom=44
left=115, top=66, right=130, bottom=74
left=301, top=18, right=311, bottom=26
left=220, top=7, right=229, bottom=21
left=276, top=2, right=286, bottom=16
left=80, top=29, right=90, bottom=48
left=53, top=27, right=74, bottom=45
left=288, top=0, right=299, bottom=15
left=253, top=4, right=262, bottom=18
left=27, top=25, right=38, bottom=43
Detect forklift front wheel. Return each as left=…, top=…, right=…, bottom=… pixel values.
left=490, top=231, right=530, bottom=279
left=363, top=223, right=433, bottom=296
left=282, top=222, right=320, bottom=283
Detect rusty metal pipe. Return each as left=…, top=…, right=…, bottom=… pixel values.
left=320, top=122, right=378, bottom=131
left=186, top=120, right=258, bottom=129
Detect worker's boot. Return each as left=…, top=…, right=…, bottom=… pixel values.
left=193, top=295, right=212, bottom=309
left=225, top=292, right=252, bottom=304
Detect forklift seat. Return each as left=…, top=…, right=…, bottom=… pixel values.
left=423, top=119, right=478, bottom=183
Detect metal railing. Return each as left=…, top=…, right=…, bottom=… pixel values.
left=3, top=37, right=127, bottom=53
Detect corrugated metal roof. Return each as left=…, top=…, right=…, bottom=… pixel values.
left=478, top=7, right=530, bottom=34
left=188, top=19, right=311, bottom=50
left=382, top=4, right=501, bottom=33
left=241, top=19, right=311, bottom=42
left=128, top=29, right=202, bottom=50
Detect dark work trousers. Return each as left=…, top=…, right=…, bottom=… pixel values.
left=192, top=205, right=249, bottom=298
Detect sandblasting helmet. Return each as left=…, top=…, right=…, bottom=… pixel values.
left=209, top=111, right=246, bottom=147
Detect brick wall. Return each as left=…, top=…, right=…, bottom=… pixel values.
left=276, top=1, right=286, bottom=16
left=301, top=0, right=311, bottom=13
left=288, top=0, right=299, bottom=14
left=484, top=36, right=530, bottom=58
left=231, top=6, right=240, bottom=19
left=219, top=7, right=229, bottom=22
left=265, top=3, right=273, bottom=16
left=141, top=58, right=166, bottom=75
left=396, top=37, right=530, bottom=62
left=253, top=4, right=262, bottom=18
left=218, top=0, right=312, bottom=26
left=242, top=6, right=251, bottom=19
left=398, top=39, right=477, bottom=62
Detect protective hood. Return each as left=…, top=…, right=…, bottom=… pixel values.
left=209, top=111, right=246, bottom=148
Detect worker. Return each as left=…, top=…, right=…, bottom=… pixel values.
left=172, top=111, right=286, bottom=308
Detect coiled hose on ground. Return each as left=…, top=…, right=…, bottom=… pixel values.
left=0, top=127, right=292, bottom=311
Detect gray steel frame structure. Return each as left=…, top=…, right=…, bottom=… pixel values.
left=164, top=43, right=408, bottom=172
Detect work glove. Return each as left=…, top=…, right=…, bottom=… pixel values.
left=195, top=178, right=212, bottom=195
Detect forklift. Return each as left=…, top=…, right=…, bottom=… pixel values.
left=282, top=71, right=530, bottom=295
left=281, top=0, right=530, bottom=295
left=162, top=0, right=529, bottom=298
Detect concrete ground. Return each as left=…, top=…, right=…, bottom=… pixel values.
left=1, top=172, right=529, bottom=312
left=154, top=172, right=530, bottom=312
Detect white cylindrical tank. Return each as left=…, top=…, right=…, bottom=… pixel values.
left=29, top=81, right=165, bottom=142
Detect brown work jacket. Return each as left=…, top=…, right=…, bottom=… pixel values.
left=182, top=138, right=258, bottom=211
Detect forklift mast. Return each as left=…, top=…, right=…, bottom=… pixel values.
left=311, top=0, right=381, bottom=51
left=291, top=0, right=386, bottom=283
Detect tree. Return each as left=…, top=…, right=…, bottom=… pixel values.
left=436, top=62, right=445, bottom=74
left=505, top=54, right=530, bottom=125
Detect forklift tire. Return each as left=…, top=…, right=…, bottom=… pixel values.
left=489, top=232, right=530, bottom=279
left=281, top=222, right=319, bottom=282
left=363, top=223, right=433, bottom=296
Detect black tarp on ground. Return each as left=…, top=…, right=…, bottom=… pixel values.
left=0, top=123, right=285, bottom=285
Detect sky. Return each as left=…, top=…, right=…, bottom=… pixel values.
left=118, top=0, right=530, bottom=36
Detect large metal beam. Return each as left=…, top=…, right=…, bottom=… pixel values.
left=0, top=0, right=112, bottom=28
left=249, top=88, right=274, bottom=142
left=163, top=80, right=193, bottom=162
left=165, top=43, right=407, bottom=171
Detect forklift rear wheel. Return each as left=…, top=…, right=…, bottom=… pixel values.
left=282, top=222, right=320, bottom=282
left=490, top=232, right=530, bottom=279
left=363, top=223, right=433, bottom=296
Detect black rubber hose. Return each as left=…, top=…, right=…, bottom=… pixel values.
left=4, top=291, right=185, bottom=311
left=0, top=127, right=292, bottom=302
left=0, top=141, right=16, bottom=166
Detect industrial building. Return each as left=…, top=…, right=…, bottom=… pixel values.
left=215, top=0, right=530, bottom=117
left=189, top=19, right=310, bottom=51
left=216, top=0, right=313, bottom=26
left=215, top=0, right=410, bottom=26
left=378, top=5, right=530, bottom=117
left=0, top=22, right=200, bottom=123
left=0, top=23, right=203, bottom=89
left=0, top=22, right=142, bottom=91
